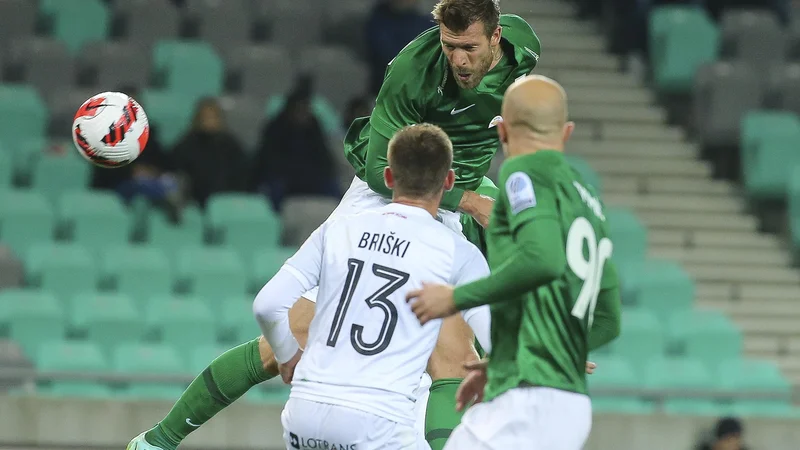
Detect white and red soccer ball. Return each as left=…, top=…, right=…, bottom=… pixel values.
left=72, top=91, right=149, bottom=168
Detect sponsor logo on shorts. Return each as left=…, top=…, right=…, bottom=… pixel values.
left=288, top=432, right=356, bottom=450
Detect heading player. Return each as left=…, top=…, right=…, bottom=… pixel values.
left=127, top=2, right=539, bottom=449
left=253, top=124, right=490, bottom=450
left=408, top=75, right=622, bottom=450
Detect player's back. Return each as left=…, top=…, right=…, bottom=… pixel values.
left=291, top=203, right=480, bottom=426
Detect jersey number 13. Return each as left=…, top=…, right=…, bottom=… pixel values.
left=326, top=258, right=410, bottom=356
left=566, top=217, right=613, bottom=327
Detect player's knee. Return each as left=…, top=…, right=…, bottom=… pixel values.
left=258, top=335, right=280, bottom=375
left=427, top=315, right=479, bottom=380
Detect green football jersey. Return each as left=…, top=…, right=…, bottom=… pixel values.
left=484, top=150, right=616, bottom=401
left=344, top=14, right=540, bottom=205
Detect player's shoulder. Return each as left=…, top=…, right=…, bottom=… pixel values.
left=499, top=14, right=541, bottom=59
left=387, top=25, right=444, bottom=77
left=499, top=151, right=562, bottom=186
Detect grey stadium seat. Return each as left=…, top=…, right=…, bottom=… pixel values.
left=79, top=42, right=151, bottom=89
left=299, top=46, right=369, bottom=112
left=693, top=61, right=762, bottom=148
left=218, top=95, right=266, bottom=152
left=46, top=88, right=99, bottom=138
left=323, top=2, right=370, bottom=59
left=773, top=63, right=800, bottom=117
left=269, top=3, right=323, bottom=53
left=720, top=9, right=786, bottom=67
left=281, top=196, right=339, bottom=246
left=0, top=0, right=38, bottom=52
left=190, top=0, right=252, bottom=53
left=228, top=44, right=295, bottom=101
left=0, top=246, right=24, bottom=290
left=117, top=0, right=181, bottom=49
left=8, top=38, right=76, bottom=100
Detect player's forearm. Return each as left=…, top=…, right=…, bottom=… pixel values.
left=364, top=127, right=392, bottom=198
left=252, top=268, right=310, bottom=363
left=440, top=186, right=466, bottom=211
left=588, top=286, right=622, bottom=352
left=461, top=305, right=492, bottom=354
left=453, top=218, right=566, bottom=310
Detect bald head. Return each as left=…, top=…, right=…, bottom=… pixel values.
left=502, top=75, right=568, bottom=138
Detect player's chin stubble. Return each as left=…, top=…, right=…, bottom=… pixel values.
left=453, top=53, right=494, bottom=90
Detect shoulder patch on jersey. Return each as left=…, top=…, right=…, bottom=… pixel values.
left=505, top=171, right=537, bottom=215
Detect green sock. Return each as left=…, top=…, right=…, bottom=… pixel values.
left=424, top=378, right=465, bottom=450
left=144, top=338, right=275, bottom=450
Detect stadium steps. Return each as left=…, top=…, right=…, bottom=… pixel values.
left=522, top=1, right=800, bottom=388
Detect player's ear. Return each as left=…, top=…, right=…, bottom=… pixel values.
left=563, top=121, right=575, bottom=144
left=491, top=26, right=502, bottom=47
left=444, top=169, right=456, bottom=191
left=384, top=166, right=395, bottom=189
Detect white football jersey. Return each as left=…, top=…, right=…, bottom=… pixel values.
left=283, top=203, right=488, bottom=426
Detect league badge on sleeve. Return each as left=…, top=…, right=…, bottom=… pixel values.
left=506, top=172, right=537, bottom=215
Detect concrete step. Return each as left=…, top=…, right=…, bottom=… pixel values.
left=570, top=104, right=666, bottom=124
left=637, top=212, right=758, bottom=232
left=604, top=193, right=744, bottom=214
left=739, top=318, right=800, bottom=337
left=528, top=18, right=598, bottom=36
left=685, top=263, right=800, bottom=285
left=648, top=229, right=781, bottom=251
left=563, top=86, right=654, bottom=105
left=539, top=35, right=606, bottom=52
left=516, top=0, right=577, bottom=17
left=651, top=247, right=791, bottom=266
left=590, top=157, right=710, bottom=177
left=540, top=51, right=620, bottom=71
left=601, top=176, right=737, bottom=196
left=601, top=123, right=685, bottom=142
left=569, top=141, right=696, bottom=159
left=696, top=282, right=800, bottom=302
left=702, top=299, right=800, bottom=319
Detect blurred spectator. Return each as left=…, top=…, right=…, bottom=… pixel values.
left=173, top=97, right=249, bottom=208
left=343, top=96, right=374, bottom=132
left=695, top=417, right=749, bottom=450
left=91, top=87, right=180, bottom=216
left=366, top=0, right=432, bottom=94
left=252, top=76, right=340, bottom=211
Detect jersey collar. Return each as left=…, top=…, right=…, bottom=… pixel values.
left=383, top=203, right=437, bottom=220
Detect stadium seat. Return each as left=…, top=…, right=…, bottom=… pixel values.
left=59, top=191, right=131, bottom=254
left=7, top=38, right=76, bottom=102
left=246, top=385, right=291, bottom=405
left=0, top=0, right=37, bottom=46
left=717, top=359, right=792, bottom=398
left=206, top=193, right=282, bottom=258
left=0, top=190, right=55, bottom=258
left=188, top=344, right=230, bottom=374
left=101, top=245, right=173, bottom=310
left=773, top=64, right=800, bottom=117
left=0, top=247, right=24, bottom=290
left=280, top=196, right=338, bottom=247
left=662, top=399, right=730, bottom=416
left=0, top=84, right=48, bottom=152
left=565, top=154, right=602, bottom=192
left=45, top=88, right=101, bottom=142
left=740, top=111, right=800, bottom=172
left=632, top=260, right=694, bottom=316
left=666, top=310, right=742, bottom=362
left=70, top=293, right=142, bottom=356
left=140, top=90, right=196, bottom=147
left=40, top=0, right=110, bottom=53
left=587, top=354, right=652, bottom=413
left=250, top=246, right=297, bottom=290
left=176, top=246, right=248, bottom=299
left=591, top=397, right=656, bottom=414
left=191, top=0, right=252, bottom=53
left=116, top=0, right=181, bottom=49
left=227, top=44, right=295, bottom=102
left=152, top=40, right=224, bottom=100
left=607, top=309, right=665, bottom=363
left=743, top=135, right=800, bottom=201
left=146, top=296, right=216, bottom=353
left=147, top=206, right=205, bottom=258
left=220, top=296, right=260, bottom=344
left=25, top=243, right=97, bottom=300
left=0, top=289, right=65, bottom=358
left=79, top=42, right=152, bottom=89
left=606, top=208, right=647, bottom=267
left=218, top=95, right=266, bottom=151
left=30, top=154, right=91, bottom=204
left=720, top=9, right=785, bottom=67
left=36, top=340, right=112, bottom=398
left=112, top=343, right=187, bottom=399
left=270, top=3, right=323, bottom=53
left=265, top=95, right=341, bottom=139
left=788, top=167, right=800, bottom=252
left=298, top=46, right=369, bottom=112
left=0, top=151, right=11, bottom=190
left=644, top=357, right=718, bottom=397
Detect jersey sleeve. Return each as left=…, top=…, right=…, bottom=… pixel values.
left=498, top=156, right=558, bottom=235
left=500, top=14, right=541, bottom=73
left=450, top=239, right=492, bottom=354
left=369, top=58, right=426, bottom=140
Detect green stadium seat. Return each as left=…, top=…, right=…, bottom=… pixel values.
left=36, top=340, right=112, bottom=398
left=592, top=398, right=655, bottom=414
left=741, top=112, right=800, bottom=171
left=717, top=359, right=792, bottom=412
left=207, top=193, right=281, bottom=258
left=0, top=151, right=12, bottom=189
left=565, top=154, right=602, bottom=192
left=26, top=243, right=97, bottom=299
left=31, top=154, right=91, bottom=204
left=113, top=343, right=187, bottom=399
left=177, top=246, right=248, bottom=299
left=0, top=84, right=48, bottom=152
left=188, top=344, right=229, bottom=374
left=0, top=190, right=55, bottom=258
left=141, top=90, right=196, bottom=147
left=147, top=206, right=205, bottom=259
left=40, top=0, right=109, bottom=53
left=650, top=7, right=719, bottom=94
left=606, top=208, right=647, bottom=266
left=587, top=354, right=651, bottom=413
left=788, top=167, right=800, bottom=252
left=59, top=191, right=130, bottom=253
left=153, top=41, right=224, bottom=100
left=667, top=310, right=742, bottom=362
left=662, top=399, right=730, bottom=416
left=251, top=247, right=297, bottom=290
left=101, top=245, right=173, bottom=310
left=645, top=357, right=718, bottom=398
left=220, top=296, right=260, bottom=344
left=246, top=385, right=290, bottom=405
left=146, top=296, right=216, bottom=353
left=607, top=309, right=664, bottom=363
left=0, top=289, right=64, bottom=358
left=633, top=260, right=694, bottom=316
left=266, top=95, right=342, bottom=138
left=744, top=135, right=800, bottom=201
left=730, top=402, right=796, bottom=418
left=70, top=293, right=142, bottom=356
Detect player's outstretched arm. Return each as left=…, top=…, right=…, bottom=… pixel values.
left=364, top=127, right=393, bottom=198
left=588, top=260, right=622, bottom=351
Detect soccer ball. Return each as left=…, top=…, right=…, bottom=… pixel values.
left=72, top=91, right=149, bottom=168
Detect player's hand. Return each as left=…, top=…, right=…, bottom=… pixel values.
left=406, top=283, right=458, bottom=325
left=278, top=349, right=303, bottom=384
left=586, top=361, right=597, bottom=375
left=455, top=361, right=488, bottom=411
left=459, top=191, right=494, bottom=228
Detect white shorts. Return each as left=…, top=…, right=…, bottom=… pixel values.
left=282, top=397, right=430, bottom=450
left=444, top=387, right=592, bottom=450
left=302, top=176, right=464, bottom=303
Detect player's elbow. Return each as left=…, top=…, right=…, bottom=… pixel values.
left=252, top=283, right=279, bottom=325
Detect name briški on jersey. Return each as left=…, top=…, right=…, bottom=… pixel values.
left=284, top=203, right=488, bottom=426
